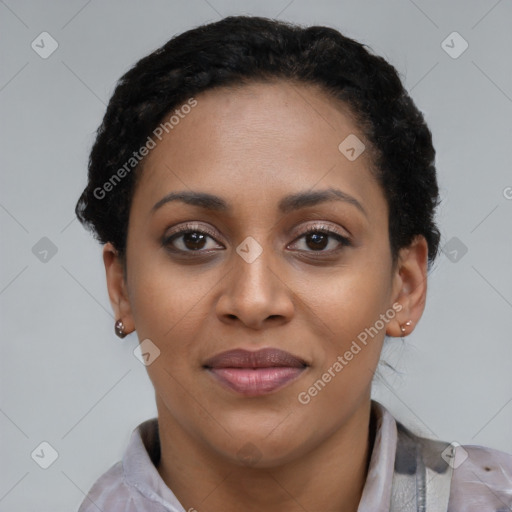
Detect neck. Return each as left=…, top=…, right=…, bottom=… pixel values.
left=155, top=399, right=375, bottom=512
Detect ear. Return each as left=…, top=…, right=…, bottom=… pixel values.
left=103, top=242, right=135, bottom=335
left=386, top=235, right=429, bottom=338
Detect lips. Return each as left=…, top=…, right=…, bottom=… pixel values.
left=203, top=348, right=308, bottom=396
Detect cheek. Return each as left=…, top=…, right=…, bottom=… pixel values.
left=296, top=264, right=390, bottom=398
left=296, top=277, right=386, bottom=411
left=128, top=251, right=215, bottom=340
left=304, top=264, right=392, bottom=342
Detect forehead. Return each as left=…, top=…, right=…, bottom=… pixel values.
left=131, top=81, right=385, bottom=221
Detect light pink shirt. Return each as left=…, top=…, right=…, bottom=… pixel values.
left=78, top=401, right=512, bottom=511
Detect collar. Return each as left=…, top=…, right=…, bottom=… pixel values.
left=358, top=400, right=397, bottom=511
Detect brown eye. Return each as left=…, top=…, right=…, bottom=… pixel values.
left=162, top=224, right=223, bottom=253
left=178, top=232, right=208, bottom=251
left=290, top=225, right=351, bottom=253
left=304, top=232, right=329, bottom=251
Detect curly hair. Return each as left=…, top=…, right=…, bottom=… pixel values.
left=75, top=15, right=441, bottom=271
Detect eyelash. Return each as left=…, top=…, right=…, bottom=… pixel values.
left=162, top=222, right=351, bottom=255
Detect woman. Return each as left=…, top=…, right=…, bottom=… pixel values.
left=75, top=15, right=511, bottom=512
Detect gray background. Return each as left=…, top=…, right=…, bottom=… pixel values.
left=1, top=0, right=511, bottom=510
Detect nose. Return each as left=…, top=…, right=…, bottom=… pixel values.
left=215, top=246, right=295, bottom=330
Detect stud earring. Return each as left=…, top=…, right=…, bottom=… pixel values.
left=115, top=319, right=127, bottom=339
left=400, top=320, right=413, bottom=334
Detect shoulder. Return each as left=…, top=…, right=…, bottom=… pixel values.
left=448, top=443, right=512, bottom=511
left=77, top=418, right=178, bottom=512
left=77, top=460, right=137, bottom=512
left=393, top=417, right=512, bottom=510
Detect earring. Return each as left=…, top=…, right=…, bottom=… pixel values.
left=115, top=319, right=127, bottom=339
left=400, top=320, right=413, bottom=334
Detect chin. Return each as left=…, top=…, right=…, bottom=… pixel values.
left=210, top=422, right=315, bottom=469
left=225, top=441, right=306, bottom=470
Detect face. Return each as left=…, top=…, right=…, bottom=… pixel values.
left=105, top=81, right=427, bottom=467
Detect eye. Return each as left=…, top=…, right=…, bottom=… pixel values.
left=162, top=222, right=351, bottom=255
left=289, top=224, right=351, bottom=253
left=162, top=223, right=223, bottom=253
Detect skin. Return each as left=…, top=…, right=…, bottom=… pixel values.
left=103, top=81, right=428, bottom=512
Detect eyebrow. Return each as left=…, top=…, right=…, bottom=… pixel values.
left=151, top=187, right=368, bottom=218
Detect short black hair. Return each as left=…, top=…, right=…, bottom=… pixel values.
left=75, top=15, right=441, bottom=271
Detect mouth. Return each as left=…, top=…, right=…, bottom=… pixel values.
left=203, top=348, right=309, bottom=396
